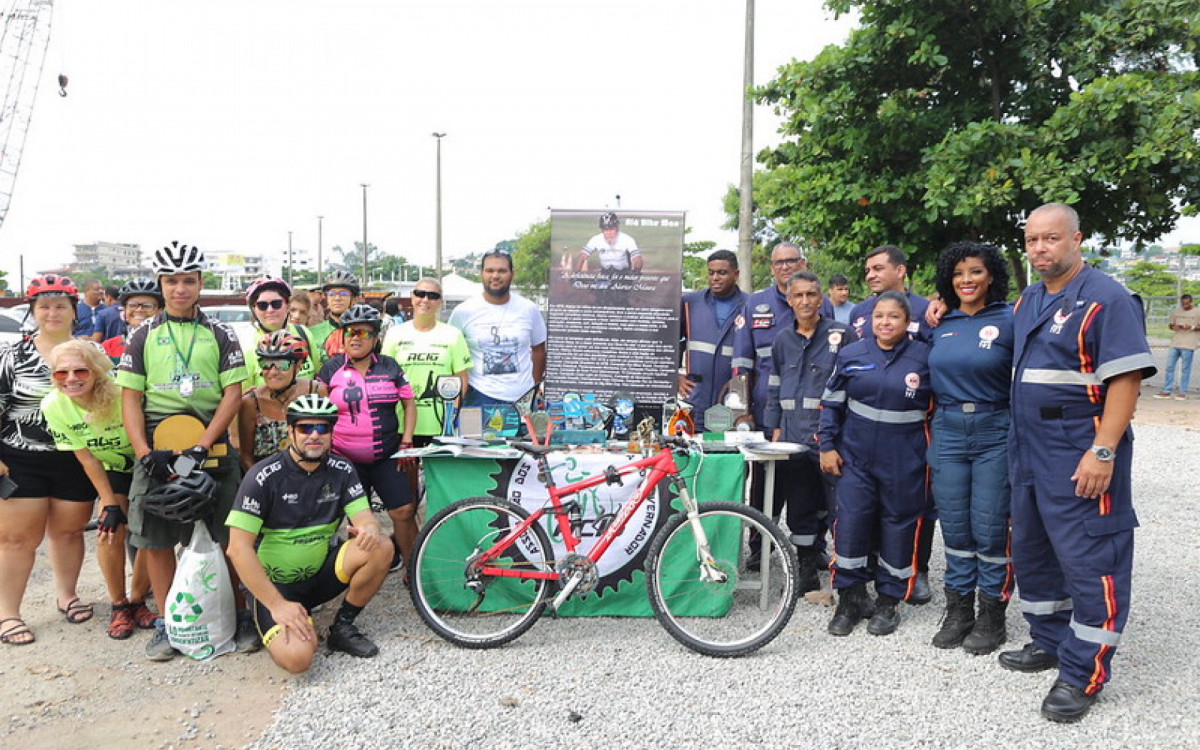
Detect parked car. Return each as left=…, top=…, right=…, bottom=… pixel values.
left=0, top=306, right=31, bottom=345
left=200, top=304, right=257, bottom=347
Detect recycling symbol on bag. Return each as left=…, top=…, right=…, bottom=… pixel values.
left=170, top=592, right=203, bottom=624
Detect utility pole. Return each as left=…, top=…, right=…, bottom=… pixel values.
left=433, top=132, right=446, bottom=280
left=736, top=0, right=755, bottom=292
left=316, top=215, right=324, bottom=285
left=361, top=184, right=369, bottom=287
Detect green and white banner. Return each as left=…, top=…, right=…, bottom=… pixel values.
left=423, top=452, right=744, bottom=616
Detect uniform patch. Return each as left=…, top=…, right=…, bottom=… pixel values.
left=978, top=325, right=999, bottom=350
left=734, top=314, right=745, bottom=330
left=1051, top=309, right=1072, bottom=335
left=756, top=304, right=770, bottom=313
left=904, top=372, right=920, bottom=398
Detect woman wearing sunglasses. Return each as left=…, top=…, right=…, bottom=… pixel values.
left=380, top=278, right=471, bottom=445
left=0, top=276, right=99, bottom=646
left=43, top=340, right=155, bottom=639
left=241, top=276, right=322, bottom=387
left=239, top=330, right=326, bottom=472
left=317, top=304, right=417, bottom=571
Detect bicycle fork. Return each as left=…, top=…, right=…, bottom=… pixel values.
left=674, top=480, right=727, bottom=584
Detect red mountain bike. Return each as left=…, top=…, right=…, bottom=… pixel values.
left=408, top=436, right=798, bottom=657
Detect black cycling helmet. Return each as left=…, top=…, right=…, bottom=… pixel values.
left=599, top=212, right=620, bottom=230
left=338, top=303, right=382, bottom=332
left=118, top=277, right=164, bottom=305
left=321, top=270, right=360, bottom=295
left=140, top=471, right=217, bottom=523
left=152, top=241, right=205, bottom=276
left=286, top=394, right=339, bottom=425
left=255, top=329, right=309, bottom=362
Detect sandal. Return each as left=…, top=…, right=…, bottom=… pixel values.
left=57, top=597, right=95, bottom=625
left=107, top=603, right=136, bottom=640
left=0, top=617, right=35, bottom=646
left=129, top=600, right=157, bottom=629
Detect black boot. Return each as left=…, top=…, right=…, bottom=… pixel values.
left=963, top=594, right=1008, bottom=655
left=931, top=588, right=976, bottom=649
left=828, top=583, right=873, bottom=637
left=795, top=545, right=821, bottom=595
left=867, top=594, right=901, bottom=636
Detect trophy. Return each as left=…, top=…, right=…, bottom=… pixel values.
left=663, top=397, right=695, bottom=437
left=436, top=375, right=463, bottom=437
left=722, top=372, right=753, bottom=429
left=703, top=403, right=734, bottom=433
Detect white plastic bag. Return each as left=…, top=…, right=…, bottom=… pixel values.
left=166, top=522, right=236, bottom=660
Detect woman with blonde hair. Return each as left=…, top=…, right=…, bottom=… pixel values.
left=43, top=339, right=154, bottom=639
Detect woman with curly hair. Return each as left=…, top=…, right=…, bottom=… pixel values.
left=927, top=241, right=1015, bottom=655
left=43, top=340, right=154, bottom=639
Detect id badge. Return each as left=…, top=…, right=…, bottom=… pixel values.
left=179, top=374, right=194, bottom=398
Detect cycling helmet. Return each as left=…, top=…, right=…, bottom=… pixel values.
left=599, top=212, right=620, bottom=230
left=255, top=329, right=309, bottom=362
left=286, top=394, right=339, bottom=424
left=151, top=241, right=205, bottom=276
left=321, top=270, right=360, bottom=295
left=140, top=471, right=217, bottom=523
left=26, top=274, right=79, bottom=303
left=246, top=276, right=292, bottom=305
left=118, top=277, right=163, bottom=305
left=338, top=303, right=382, bottom=332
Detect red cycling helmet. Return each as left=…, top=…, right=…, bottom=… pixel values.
left=26, top=274, right=79, bottom=303
left=246, top=276, right=292, bottom=306
left=255, top=329, right=309, bottom=363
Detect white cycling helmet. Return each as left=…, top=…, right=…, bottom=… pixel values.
left=152, top=241, right=206, bottom=275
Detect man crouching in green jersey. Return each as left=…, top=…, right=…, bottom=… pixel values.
left=226, top=395, right=391, bottom=672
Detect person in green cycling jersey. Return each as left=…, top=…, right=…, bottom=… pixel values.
left=240, top=276, right=323, bottom=386
left=308, top=271, right=360, bottom=360
left=43, top=339, right=155, bottom=639
left=226, top=395, right=391, bottom=672
left=116, top=241, right=253, bottom=661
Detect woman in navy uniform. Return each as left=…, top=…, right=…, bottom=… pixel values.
left=926, top=242, right=1015, bottom=654
left=819, top=291, right=932, bottom=637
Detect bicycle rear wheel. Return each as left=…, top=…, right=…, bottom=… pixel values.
left=409, top=496, right=555, bottom=648
left=646, top=501, right=798, bottom=657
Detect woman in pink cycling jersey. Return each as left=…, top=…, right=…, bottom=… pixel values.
left=317, top=304, right=416, bottom=570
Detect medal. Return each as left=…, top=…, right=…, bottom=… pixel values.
left=179, top=374, right=194, bottom=398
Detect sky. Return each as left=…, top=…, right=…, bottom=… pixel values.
left=0, top=1, right=1194, bottom=289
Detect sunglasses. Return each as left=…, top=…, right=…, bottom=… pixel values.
left=294, top=422, right=332, bottom=435
left=255, top=299, right=286, bottom=311
left=412, top=289, right=442, bottom=300
left=52, top=368, right=92, bottom=381
left=260, top=359, right=294, bottom=372
left=345, top=327, right=375, bottom=340
left=326, top=290, right=353, bottom=298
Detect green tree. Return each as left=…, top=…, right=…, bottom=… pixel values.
left=1125, top=260, right=1185, bottom=297
left=511, top=220, right=550, bottom=292
left=741, top=0, right=1200, bottom=291
left=682, top=240, right=717, bottom=292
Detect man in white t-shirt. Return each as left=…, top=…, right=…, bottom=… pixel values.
left=576, top=212, right=643, bottom=273
left=449, top=249, right=547, bottom=409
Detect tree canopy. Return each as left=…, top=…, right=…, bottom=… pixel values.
left=744, top=0, right=1200, bottom=290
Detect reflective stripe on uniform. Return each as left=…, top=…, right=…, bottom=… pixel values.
left=822, top=389, right=846, bottom=404
left=790, top=532, right=818, bottom=546
left=1021, top=598, right=1074, bottom=615
left=769, top=375, right=781, bottom=387
left=1020, top=368, right=1103, bottom=386
left=802, top=397, right=821, bottom=410
left=780, top=398, right=795, bottom=410
left=732, top=357, right=755, bottom=370
left=835, top=554, right=869, bottom=570
left=847, top=399, right=926, bottom=424
left=945, top=546, right=975, bottom=559
left=977, top=552, right=1012, bottom=565
left=1095, top=352, right=1156, bottom=382
left=720, top=345, right=734, bottom=357
left=686, top=341, right=717, bottom=354
left=878, top=557, right=914, bottom=580
left=756, top=346, right=773, bottom=359
left=1071, top=618, right=1122, bottom=647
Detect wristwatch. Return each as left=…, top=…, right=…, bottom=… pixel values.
left=1089, top=445, right=1116, bottom=462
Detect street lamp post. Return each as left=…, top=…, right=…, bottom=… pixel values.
left=361, top=183, right=369, bottom=287
left=287, top=230, right=293, bottom=287
left=433, top=132, right=446, bottom=280
left=316, top=215, right=324, bottom=285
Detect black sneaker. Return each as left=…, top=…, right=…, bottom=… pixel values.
left=327, top=620, right=379, bottom=658
left=389, top=541, right=404, bottom=574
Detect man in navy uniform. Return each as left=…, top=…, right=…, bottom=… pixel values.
left=998, top=203, right=1155, bottom=722
left=679, top=250, right=746, bottom=432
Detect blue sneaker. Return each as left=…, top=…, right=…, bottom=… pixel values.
left=146, top=619, right=178, bottom=662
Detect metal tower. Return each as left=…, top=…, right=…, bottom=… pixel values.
left=0, top=0, right=52, bottom=229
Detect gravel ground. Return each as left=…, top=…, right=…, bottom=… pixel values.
left=251, top=420, right=1200, bottom=750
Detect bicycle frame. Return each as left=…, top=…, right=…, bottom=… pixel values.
left=473, top=444, right=720, bottom=604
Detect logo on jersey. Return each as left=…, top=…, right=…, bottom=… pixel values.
left=734, top=314, right=745, bottom=330
left=827, top=330, right=843, bottom=354
left=978, top=325, right=999, bottom=350
left=1051, top=309, right=1072, bottom=335
left=904, top=372, right=920, bottom=399
left=241, top=496, right=261, bottom=515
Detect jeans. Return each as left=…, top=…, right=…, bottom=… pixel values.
left=1163, top=347, right=1194, bottom=394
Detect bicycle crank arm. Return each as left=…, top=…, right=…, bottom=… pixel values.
left=551, top=571, right=584, bottom=611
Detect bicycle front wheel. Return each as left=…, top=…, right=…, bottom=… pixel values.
left=646, top=501, right=798, bottom=657
left=409, top=496, right=555, bottom=648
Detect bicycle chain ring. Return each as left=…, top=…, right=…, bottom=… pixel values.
left=556, top=553, right=599, bottom=595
